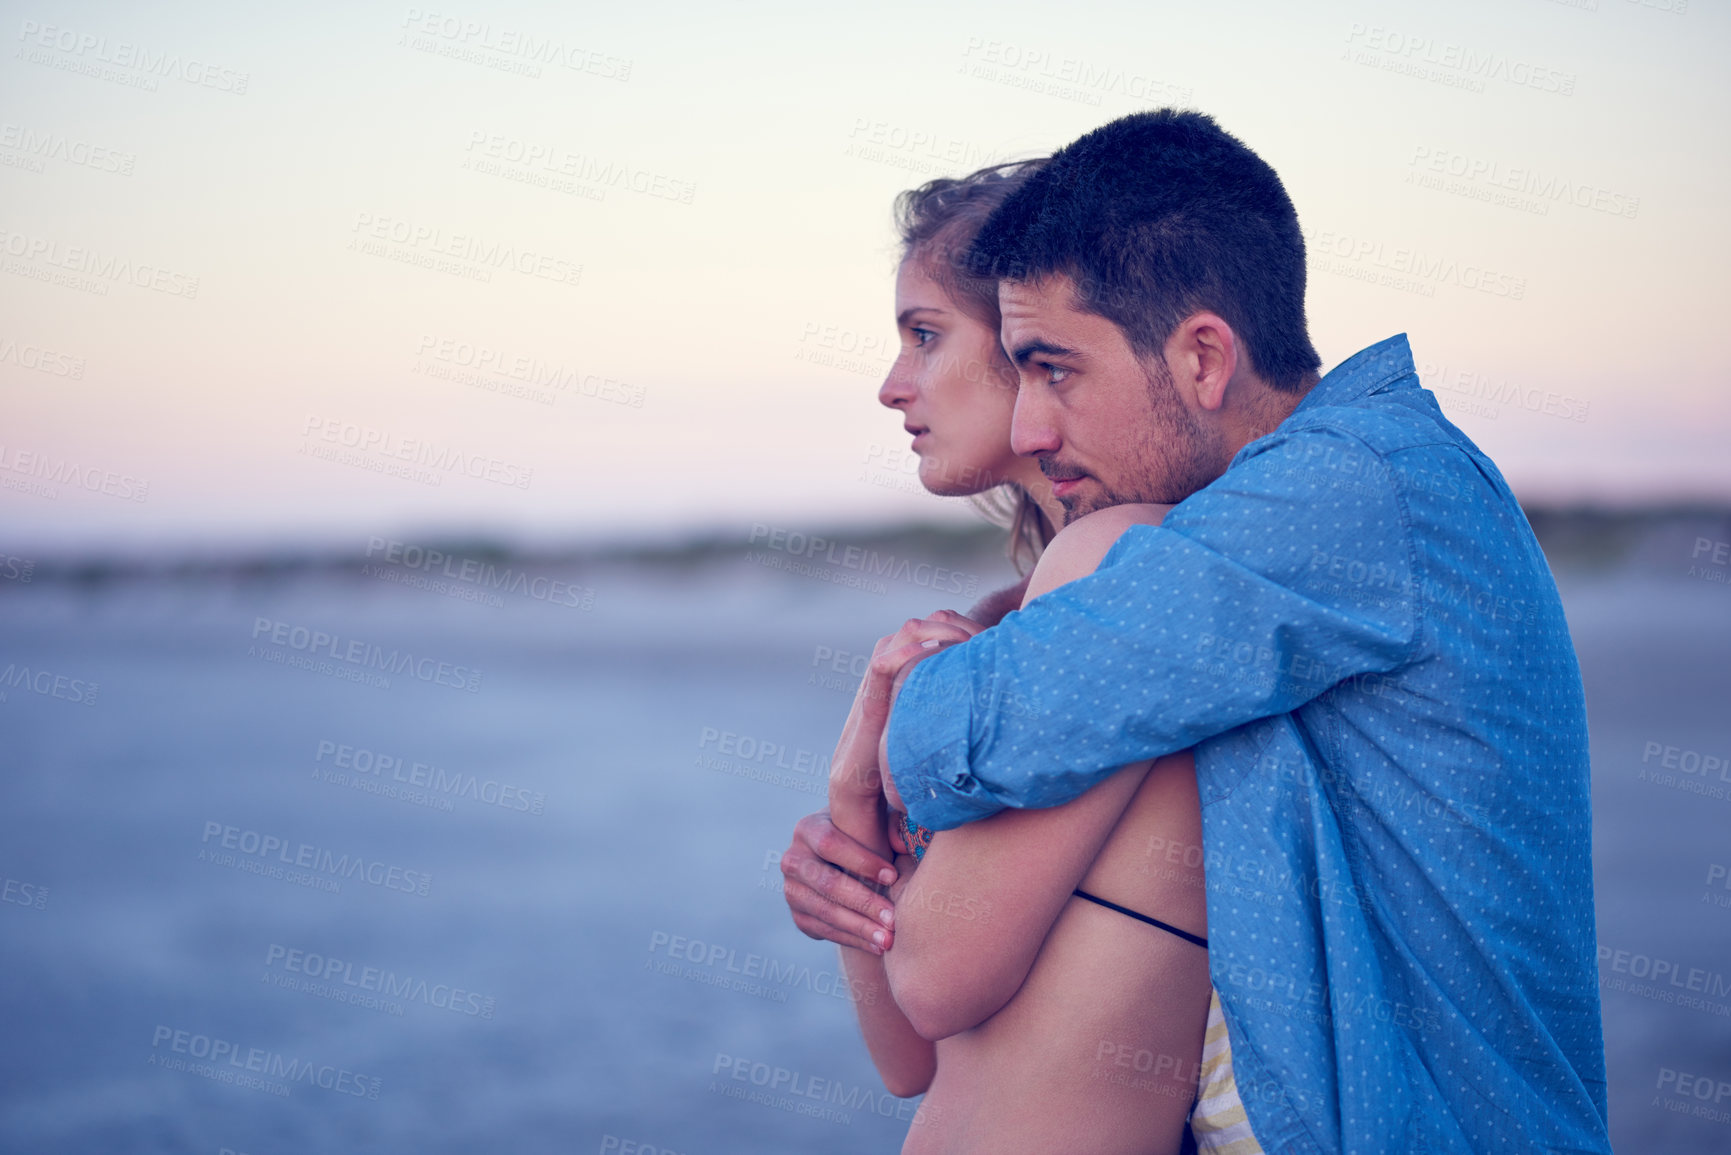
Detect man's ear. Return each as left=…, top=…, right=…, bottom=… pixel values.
left=1166, top=312, right=1239, bottom=413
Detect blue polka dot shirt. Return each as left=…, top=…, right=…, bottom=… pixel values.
left=888, top=335, right=1608, bottom=1154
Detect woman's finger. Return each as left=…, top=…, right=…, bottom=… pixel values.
left=784, top=878, right=893, bottom=953
left=925, top=609, right=986, bottom=637
left=793, top=812, right=897, bottom=887
left=872, top=618, right=974, bottom=659
left=783, top=839, right=896, bottom=926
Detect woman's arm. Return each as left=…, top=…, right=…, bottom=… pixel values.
left=826, top=659, right=939, bottom=1098
left=882, top=504, right=1175, bottom=1041
left=830, top=790, right=937, bottom=1096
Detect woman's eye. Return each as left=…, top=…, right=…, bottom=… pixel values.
left=911, top=327, right=937, bottom=348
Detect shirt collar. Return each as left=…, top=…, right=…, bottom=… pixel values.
left=1293, top=334, right=1416, bottom=413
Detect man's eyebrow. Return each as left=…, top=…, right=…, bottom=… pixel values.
left=1010, top=339, right=1076, bottom=366
left=896, top=306, right=946, bottom=326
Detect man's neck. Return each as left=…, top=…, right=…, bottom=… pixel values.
left=1226, top=375, right=1315, bottom=458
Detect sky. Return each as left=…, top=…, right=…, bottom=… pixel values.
left=1, top=0, right=1727, bottom=556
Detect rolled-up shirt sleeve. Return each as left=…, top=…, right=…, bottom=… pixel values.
left=887, top=424, right=1423, bottom=832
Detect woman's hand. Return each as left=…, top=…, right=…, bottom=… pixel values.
left=829, top=612, right=979, bottom=805
left=782, top=809, right=899, bottom=953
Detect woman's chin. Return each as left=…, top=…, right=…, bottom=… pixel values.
left=919, top=470, right=990, bottom=499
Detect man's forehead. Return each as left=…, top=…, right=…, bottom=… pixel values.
left=998, top=274, right=1078, bottom=317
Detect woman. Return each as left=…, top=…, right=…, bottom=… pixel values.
left=823, top=163, right=1223, bottom=1154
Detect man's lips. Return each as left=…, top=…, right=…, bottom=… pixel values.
left=1041, top=460, right=1088, bottom=498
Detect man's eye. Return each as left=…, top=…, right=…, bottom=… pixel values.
left=1045, top=363, right=1070, bottom=385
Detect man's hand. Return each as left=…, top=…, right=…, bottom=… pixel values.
left=782, top=809, right=900, bottom=954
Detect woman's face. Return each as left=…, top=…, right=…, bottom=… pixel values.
left=878, top=257, right=1023, bottom=498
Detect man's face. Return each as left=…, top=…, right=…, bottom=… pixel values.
left=998, top=274, right=1227, bottom=519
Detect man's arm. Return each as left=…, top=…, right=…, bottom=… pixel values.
left=886, top=425, right=1422, bottom=832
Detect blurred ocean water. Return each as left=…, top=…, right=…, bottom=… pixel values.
left=0, top=523, right=1727, bottom=1153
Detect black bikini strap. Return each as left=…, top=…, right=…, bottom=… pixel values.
left=1073, top=888, right=1208, bottom=949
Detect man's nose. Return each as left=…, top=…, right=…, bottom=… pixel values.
left=1010, top=386, right=1059, bottom=457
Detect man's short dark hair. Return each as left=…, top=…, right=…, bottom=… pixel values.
left=969, top=109, right=1321, bottom=391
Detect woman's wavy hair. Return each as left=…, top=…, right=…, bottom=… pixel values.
left=893, top=159, right=1056, bottom=575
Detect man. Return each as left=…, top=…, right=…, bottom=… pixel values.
left=783, top=109, right=1608, bottom=1153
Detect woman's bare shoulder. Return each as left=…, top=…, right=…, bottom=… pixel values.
left=1023, top=503, right=1171, bottom=604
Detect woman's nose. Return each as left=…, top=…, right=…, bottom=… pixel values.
left=879, top=354, right=917, bottom=410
